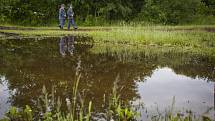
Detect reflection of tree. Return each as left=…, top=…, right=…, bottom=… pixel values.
left=156, top=53, right=215, bottom=81
left=0, top=37, right=152, bottom=112
left=0, top=38, right=215, bottom=113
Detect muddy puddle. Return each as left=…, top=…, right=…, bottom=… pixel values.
left=0, top=36, right=214, bottom=120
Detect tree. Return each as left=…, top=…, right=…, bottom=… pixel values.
left=138, top=0, right=206, bottom=24
left=0, top=0, right=214, bottom=25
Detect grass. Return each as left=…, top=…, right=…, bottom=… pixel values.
left=0, top=25, right=214, bottom=57
left=91, top=43, right=215, bottom=57
left=0, top=25, right=214, bottom=45
left=89, top=27, right=215, bottom=47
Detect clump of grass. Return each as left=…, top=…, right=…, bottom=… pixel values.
left=2, top=105, right=33, bottom=121
left=106, top=75, right=139, bottom=121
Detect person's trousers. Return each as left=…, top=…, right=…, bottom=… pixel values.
left=68, top=18, right=77, bottom=30
left=59, top=19, right=65, bottom=29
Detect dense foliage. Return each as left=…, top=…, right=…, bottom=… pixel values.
left=0, top=0, right=215, bottom=25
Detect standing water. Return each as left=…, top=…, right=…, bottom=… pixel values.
left=0, top=36, right=214, bottom=120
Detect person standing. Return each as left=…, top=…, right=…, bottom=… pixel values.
left=67, top=4, right=78, bottom=30
left=59, top=4, right=66, bottom=29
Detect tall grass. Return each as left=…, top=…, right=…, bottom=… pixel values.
left=89, top=27, right=215, bottom=48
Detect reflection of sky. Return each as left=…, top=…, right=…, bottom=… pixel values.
left=0, top=66, right=214, bottom=119
left=136, top=67, right=214, bottom=120
left=0, top=76, right=10, bottom=119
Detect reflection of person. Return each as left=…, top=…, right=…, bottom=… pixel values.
left=59, top=4, right=66, bottom=29
left=59, top=36, right=75, bottom=57
left=59, top=37, right=66, bottom=56
left=67, top=36, right=75, bottom=55
left=67, top=4, right=78, bottom=30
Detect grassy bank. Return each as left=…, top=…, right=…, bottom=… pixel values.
left=0, top=25, right=215, bottom=56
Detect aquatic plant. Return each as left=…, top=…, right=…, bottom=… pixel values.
left=106, top=76, right=139, bottom=121
left=1, top=105, right=33, bottom=121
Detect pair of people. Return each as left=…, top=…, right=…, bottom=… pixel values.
left=59, top=4, right=77, bottom=30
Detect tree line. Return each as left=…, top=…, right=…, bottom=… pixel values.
left=0, top=0, right=214, bottom=25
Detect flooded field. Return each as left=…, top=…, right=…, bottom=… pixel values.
left=0, top=36, right=214, bottom=120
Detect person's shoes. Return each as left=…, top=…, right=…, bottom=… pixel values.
left=74, top=27, right=78, bottom=30
left=58, top=25, right=61, bottom=29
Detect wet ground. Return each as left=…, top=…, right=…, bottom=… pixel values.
left=0, top=36, right=214, bottom=120
left=0, top=25, right=215, bottom=32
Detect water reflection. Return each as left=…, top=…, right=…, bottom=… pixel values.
left=0, top=37, right=214, bottom=119
left=0, top=76, right=10, bottom=118
left=135, top=68, right=214, bottom=120
left=59, top=36, right=75, bottom=57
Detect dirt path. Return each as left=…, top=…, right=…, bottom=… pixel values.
left=0, top=26, right=35, bottom=30
left=0, top=26, right=110, bottom=31
left=203, top=28, right=215, bottom=32
left=0, top=26, right=111, bottom=39
left=1, top=25, right=215, bottom=32
left=153, top=27, right=215, bottom=33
